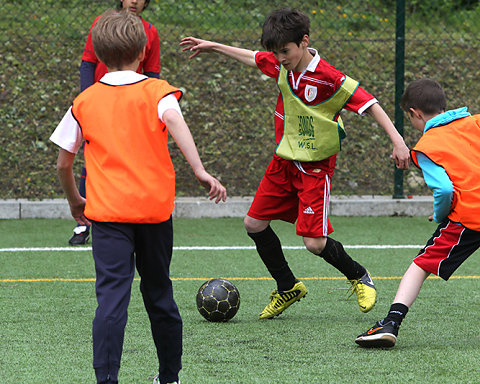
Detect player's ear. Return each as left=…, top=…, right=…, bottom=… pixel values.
left=409, top=108, right=422, bottom=119
left=301, top=34, right=309, bottom=48
left=138, top=46, right=146, bottom=62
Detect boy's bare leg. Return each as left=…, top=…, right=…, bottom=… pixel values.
left=393, top=262, right=430, bottom=308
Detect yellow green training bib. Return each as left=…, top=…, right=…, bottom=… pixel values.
left=275, top=65, right=359, bottom=161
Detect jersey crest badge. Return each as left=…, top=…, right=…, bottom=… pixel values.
left=305, top=85, right=317, bottom=102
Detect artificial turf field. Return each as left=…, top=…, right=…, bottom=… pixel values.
left=1, top=217, right=479, bottom=383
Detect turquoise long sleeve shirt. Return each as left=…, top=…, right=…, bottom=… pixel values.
left=414, top=107, right=471, bottom=223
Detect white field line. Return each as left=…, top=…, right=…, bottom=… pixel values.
left=0, top=245, right=424, bottom=252
left=4, top=245, right=479, bottom=283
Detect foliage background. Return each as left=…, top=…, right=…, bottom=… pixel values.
left=1, top=0, right=479, bottom=199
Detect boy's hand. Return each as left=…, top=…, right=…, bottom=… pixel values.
left=392, top=141, right=411, bottom=170
left=194, top=169, right=227, bottom=204
left=69, top=196, right=91, bottom=226
left=365, top=103, right=411, bottom=170
left=56, top=148, right=91, bottom=226
left=180, top=37, right=215, bottom=59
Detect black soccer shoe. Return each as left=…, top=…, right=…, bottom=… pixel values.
left=68, top=226, right=90, bottom=246
left=355, top=319, right=399, bottom=348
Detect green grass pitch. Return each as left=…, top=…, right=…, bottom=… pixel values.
left=1, top=217, right=479, bottom=383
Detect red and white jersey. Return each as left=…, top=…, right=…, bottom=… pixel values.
left=82, top=15, right=161, bottom=82
left=255, top=48, right=377, bottom=173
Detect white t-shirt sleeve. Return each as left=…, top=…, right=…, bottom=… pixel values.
left=358, top=98, right=378, bottom=115
left=49, top=107, right=83, bottom=153
left=157, top=94, right=183, bottom=123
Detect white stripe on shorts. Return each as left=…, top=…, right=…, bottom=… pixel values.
left=323, top=174, right=331, bottom=236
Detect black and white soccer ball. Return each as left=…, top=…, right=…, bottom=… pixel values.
left=196, top=278, right=240, bottom=322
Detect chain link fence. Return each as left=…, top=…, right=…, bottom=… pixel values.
left=1, top=0, right=479, bottom=199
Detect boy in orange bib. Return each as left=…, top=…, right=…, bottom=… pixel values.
left=51, top=10, right=226, bottom=384
left=356, top=78, right=480, bottom=348
left=69, top=0, right=162, bottom=245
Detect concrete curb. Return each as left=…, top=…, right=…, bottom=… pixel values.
left=0, top=196, right=433, bottom=219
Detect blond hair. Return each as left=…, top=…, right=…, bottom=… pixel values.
left=92, top=9, right=147, bottom=69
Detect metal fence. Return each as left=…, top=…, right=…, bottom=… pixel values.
left=1, top=0, right=479, bottom=199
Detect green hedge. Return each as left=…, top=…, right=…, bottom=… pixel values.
left=1, top=0, right=479, bottom=199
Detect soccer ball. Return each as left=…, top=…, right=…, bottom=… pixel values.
left=196, top=278, right=240, bottom=322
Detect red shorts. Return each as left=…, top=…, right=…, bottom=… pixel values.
left=414, top=220, right=480, bottom=280
left=247, top=157, right=334, bottom=238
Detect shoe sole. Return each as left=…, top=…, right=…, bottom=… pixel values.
left=259, top=292, right=307, bottom=319
left=355, top=333, right=396, bottom=348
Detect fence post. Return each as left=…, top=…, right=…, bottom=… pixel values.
left=393, top=0, right=406, bottom=199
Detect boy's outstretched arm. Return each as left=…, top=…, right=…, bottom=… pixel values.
left=163, top=109, right=227, bottom=203
left=56, top=149, right=91, bottom=226
left=366, top=103, right=410, bottom=170
left=180, top=36, right=256, bottom=67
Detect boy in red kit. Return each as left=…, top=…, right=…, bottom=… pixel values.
left=69, top=0, right=161, bottom=245
left=81, top=0, right=160, bottom=89
left=51, top=10, right=226, bottom=383
left=181, top=8, right=410, bottom=319
left=356, top=79, right=480, bottom=348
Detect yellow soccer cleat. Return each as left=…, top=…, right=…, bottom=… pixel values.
left=347, top=270, right=377, bottom=313
left=259, top=281, right=307, bottom=319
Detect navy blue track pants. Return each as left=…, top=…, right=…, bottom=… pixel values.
left=91, top=218, right=182, bottom=384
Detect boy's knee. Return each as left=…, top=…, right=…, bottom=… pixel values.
left=303, top=236, right=327, bottom=254
left=244, top=215, right=269, bottom=234
left=243, top=216, right=254, bottom=232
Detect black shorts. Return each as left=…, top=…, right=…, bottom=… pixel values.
left=414, top=220, right=480, bottom=280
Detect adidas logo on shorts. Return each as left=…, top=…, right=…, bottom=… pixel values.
left=303, top=206, right=315, bottom=214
